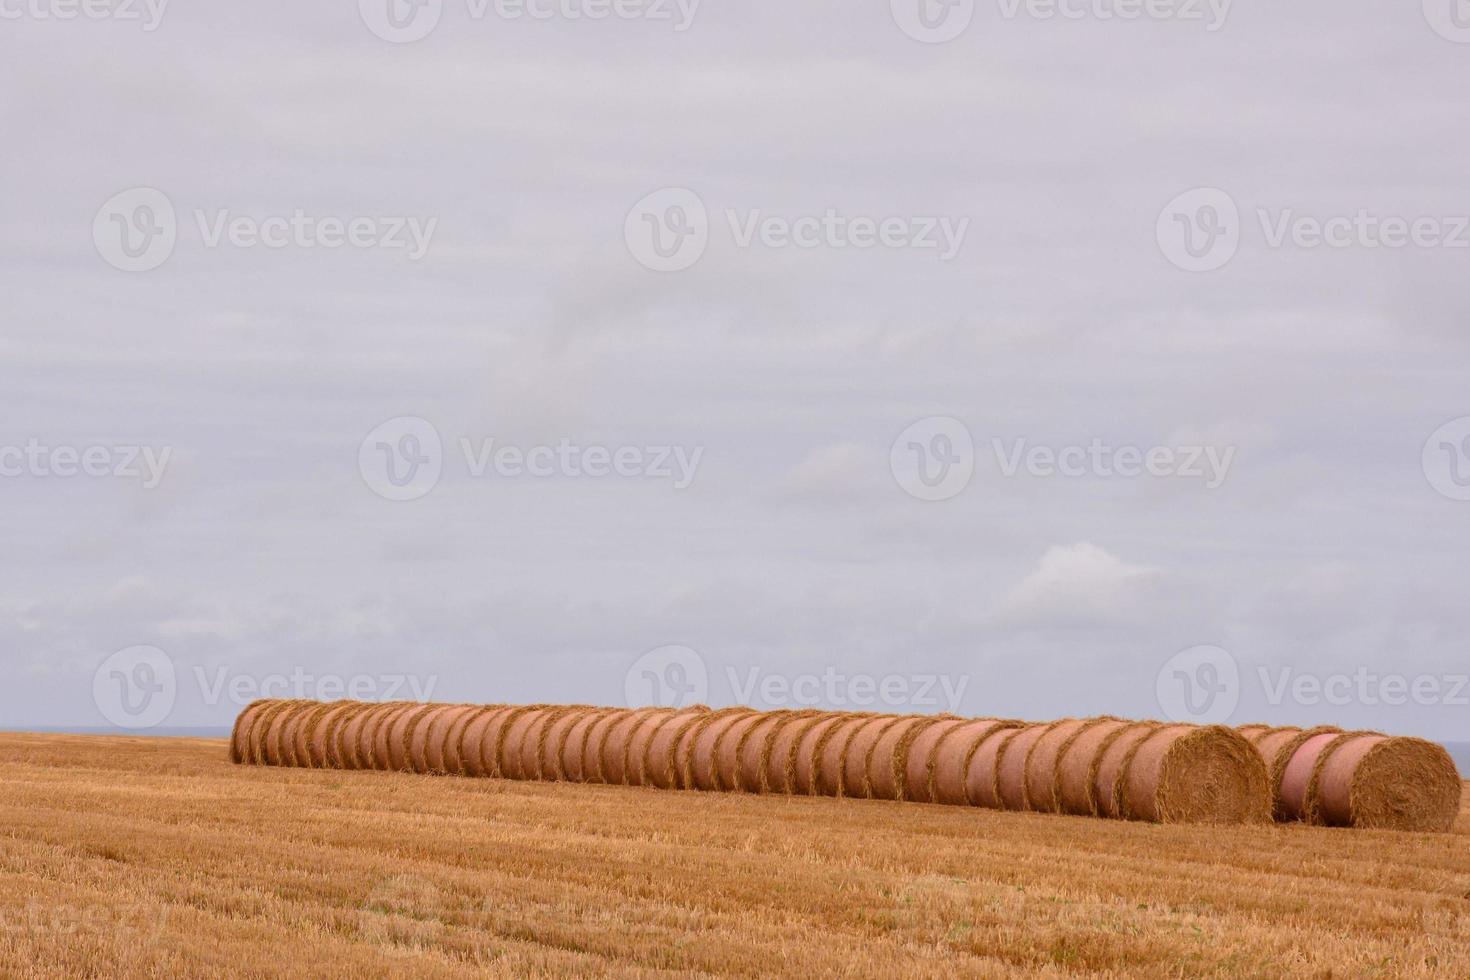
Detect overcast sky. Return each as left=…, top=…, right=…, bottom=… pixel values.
left=2, top=0, right=1468, bottom=741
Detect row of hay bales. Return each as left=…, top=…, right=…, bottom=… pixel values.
left=231, top=700, right=1280, bottom=825
left=1238, top=724, right=1461, bottom=832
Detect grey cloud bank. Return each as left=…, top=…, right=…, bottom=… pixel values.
left=1, top=1, right=1467, bottom=744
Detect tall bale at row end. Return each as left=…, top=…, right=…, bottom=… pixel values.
left=1266, top=726, right=1462, bottom=832
left=1121, top=725, right=1270, bottom=824
left=1315, top=734, right=1461, bottom=832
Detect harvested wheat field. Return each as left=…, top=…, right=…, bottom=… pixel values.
left=2, top=734, right=1468, bottom=979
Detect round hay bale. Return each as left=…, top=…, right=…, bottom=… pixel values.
left=366, top=702, right=415, bottom=771
left=257, top=699, right=311, bottom=766
left=1093, top=721, right=1162, bottom=819
left=400, top=703, right=446, bottom=772
left=1236, top=724, right=1271, bottom=741
left=996, top=723, right=1055, bottom=811
left=842, top=715, right=908, bottom=799
left=279, top=705, right=320, bottom=775
left=500, top=706, right=551, bottom=781
left=454, top=706, right=508, bottom=777
left=536, top=705, right=587, bottom=781
left=1055, top=718, right=1131, bottom=816
left=814, top=714, right=877, bottom=798
left=337, top=701, right=384, bottom=770
left=601, top=707, right=668, bottom=786
left=644, top=707, right=711, bottom=789
left=625, top=708, right=688, bottom=787
left=1121, top=724, right=1270, bottom=824
left=290, top=701, right=336, bottom=768
left=437, top=704, right=484, bottom=775
left=1025, top=718, right=1107, bottom=814
left=385, top=703, right=436, bottom=772
left=791, top=715, right=846, bottom=796
left=811, top=717, right=876, bottom=799
left=245, top=699, right=291, bottom=766
left=966, top=724, right=1025, bottom=810
left=480, top=705, right=543, bottom=779
left=421, top=704, right=474, bottom=774
left=740, top=710, right=818, bottom=793
left=1315, top=734, right=1461, bottom=832
left=902, top=718, right=966, bottom=802
left=1250, top=726, right=1337, bottom=819
left=581, top=710, right=629, bottom=784
left=1277, top=729, right=1355, bottom=823
left=936, top=719, right=1018, bottom=807
left=713, top=712, right=767, bottom=792
left=229, top=700, right=273, bottom=764
left=307, top=701, right=357, bottom=769
left=765, top=712, right=830, bottom=795
left=562, top=708, right=614, bottom=783
left=687, top=708, right=758, bottom=791
left=869, top=715, right=938, bottom=801
left=1022, top=717, right=1090, bottom=812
